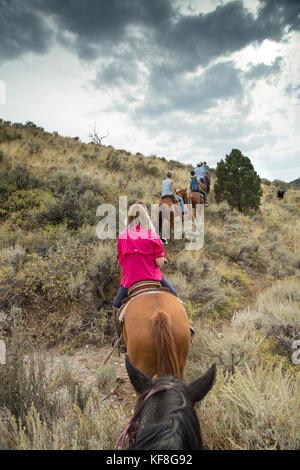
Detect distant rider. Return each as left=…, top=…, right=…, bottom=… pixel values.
left=162, top=171, right=185, bottom=214
left=203, top=161, right=210, bottom=193
left=190, top=170, right=208, bottom=206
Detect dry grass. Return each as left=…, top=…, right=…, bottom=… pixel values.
left=1, top=120, right=300, bottom=450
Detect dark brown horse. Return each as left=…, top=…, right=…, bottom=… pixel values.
left=187, top=190, right=204, bottom=220
left=122, top=289, right=190, bottom=380
left=153, top=189, right=188, bottom=240
left=175, top=188, right=188, bottom=204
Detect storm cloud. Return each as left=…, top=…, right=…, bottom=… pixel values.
left=0, top=0, right=299, bottom=181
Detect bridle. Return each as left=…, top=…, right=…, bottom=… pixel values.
left=115, top=384, right=174, bottom=450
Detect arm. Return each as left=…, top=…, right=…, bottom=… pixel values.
left=155, top=257, right=167, bottom=267
left=171, top=180, right=175, bottom=194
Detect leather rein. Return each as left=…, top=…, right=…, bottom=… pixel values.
left=115, top=384, right=174, bottom=450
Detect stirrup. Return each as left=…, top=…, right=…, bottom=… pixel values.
left=190, top=326, right=195, bottom=336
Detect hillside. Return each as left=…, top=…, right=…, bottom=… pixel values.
left=0, top=119, right=299, bottom=450
left=290, top=177, right=300, bottom=187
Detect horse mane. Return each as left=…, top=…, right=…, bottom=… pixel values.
left=129, top=378, right=202, bottom=450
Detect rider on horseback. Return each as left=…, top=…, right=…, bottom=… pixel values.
left=113, top=203, right=177, bottom=309
left=162, top=171, right=185, bottom=214
left=203, top=162, right=210, bottom=193
left=194, top=163, right=207, bottom=187
left=190, top=170, right=208, bottom=206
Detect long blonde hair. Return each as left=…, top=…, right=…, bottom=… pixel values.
left=127, top=203, right=152, bottom=230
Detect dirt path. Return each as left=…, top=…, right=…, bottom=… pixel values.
left=42, top=344, right=137, bottom=409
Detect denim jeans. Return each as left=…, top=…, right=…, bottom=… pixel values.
left=175, top=195, right=185, bottom=213
left=113, top=277, right=177, bottom=308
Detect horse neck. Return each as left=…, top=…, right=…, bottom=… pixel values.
left=177, top=191, right=187, bottom=203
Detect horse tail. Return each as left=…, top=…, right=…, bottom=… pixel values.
left=152, top=312, right=180, bottom=378
left=159, top=209, right=162, bottom=237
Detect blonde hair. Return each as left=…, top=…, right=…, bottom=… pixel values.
left=127, top=203, right=152, bottom=230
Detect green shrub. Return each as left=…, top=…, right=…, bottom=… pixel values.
left=267, top=247, right=298, bottom=279
left=199, top=362, right=300, bottom=449
left=189, top=323, right=262, bottom=373
left=96, top=365, right=117, bottom=394
left=87, top=244, right=118, bottom=305
left=16, top=238, right=93, bottom=306
left=10, top=164, right=31, bottom=190
left=0, top=320, right=59, bottom=425
left=176, top=254, right=201, bottom=280
left=206, top=201, right=231, bottom=221
left=167, top=273, right=190, bottom=301
left=27, top=142, right=41, bottom=155
left=232, top=279, right=300, bottom=356
left=226, top=237, right=267, bottom=270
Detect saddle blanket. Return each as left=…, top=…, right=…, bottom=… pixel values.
left=118, top=290, right=183, bottom=325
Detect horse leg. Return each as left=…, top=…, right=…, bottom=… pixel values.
left=127, top=345, right=157, bottom=379
left=124, top=327, right=157, bottom=378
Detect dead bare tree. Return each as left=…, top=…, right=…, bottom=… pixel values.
left=88, top=125, right=109, bottom=145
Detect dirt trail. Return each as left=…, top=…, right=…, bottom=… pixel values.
left=43, top=344, right=137, bottom=409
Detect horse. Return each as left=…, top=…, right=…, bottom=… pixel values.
left=153, top=189, right=188, bottom=241
left=175, top=188, right=188, bottom=204
left=187, top=190, right=204, bottom=221
left=115, top=355, right=216, bottom=450
left=122, top=285, right=191, bottom=380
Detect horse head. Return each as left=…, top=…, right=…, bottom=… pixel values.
left=120, top=355, right=216, bottom=450
left=176, top=188, right=188, bottom=204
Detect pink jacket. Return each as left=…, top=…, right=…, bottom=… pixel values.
left=117, top=225, right=165, bottom=288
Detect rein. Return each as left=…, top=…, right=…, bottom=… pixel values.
left=115, top=384, right=174, bottom=450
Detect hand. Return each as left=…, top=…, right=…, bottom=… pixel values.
left=155, top=257, right=167, bottom=267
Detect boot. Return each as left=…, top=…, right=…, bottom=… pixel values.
left=112, top=307, right=127, bottom=353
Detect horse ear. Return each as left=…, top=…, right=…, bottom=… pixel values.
left=125, top=355, right=153, bottom=395
left=188, top=364, right=216, bottom=403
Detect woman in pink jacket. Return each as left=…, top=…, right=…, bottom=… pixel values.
left=113, top=203, right=177, bottom=308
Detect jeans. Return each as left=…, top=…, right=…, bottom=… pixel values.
left=175, top=195, right=185, bottom=213
left=113, top=277, right=178, bottom=308
left=199, top=188, right=207, bottom=203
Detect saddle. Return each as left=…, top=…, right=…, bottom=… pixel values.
left=161, top=195, right=178, bottom=204
left=114, top=280, right=172, bottom=338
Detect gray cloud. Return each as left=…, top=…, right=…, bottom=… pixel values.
left=2, top=0, right=299, bottom=68
left=258, top=0, right=300, bottom=35
left=0, top=0, right=53, bottom=60
left=245, top=56, right=282, bottom=80
left=29, top=0, right=174, bottom=60
left=1, top=0, right=299, bottom=183
left=133, top=61, right=243, bottom=118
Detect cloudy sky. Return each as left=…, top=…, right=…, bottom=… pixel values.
left=0, top=0, right=299, bottom=182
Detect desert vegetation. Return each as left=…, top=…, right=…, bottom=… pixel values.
left=0, top=120, right=299, bottom=449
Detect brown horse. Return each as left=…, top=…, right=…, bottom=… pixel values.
left=175, top=188, right=188, bottom=204
left=122, top=290, right=190, bottom=380
left=187, top=190, right=204, bottom=220
left=153, top=189, right=188, bottom=240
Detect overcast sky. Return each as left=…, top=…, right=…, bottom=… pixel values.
left=0, top=0, right=299, bottom=182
